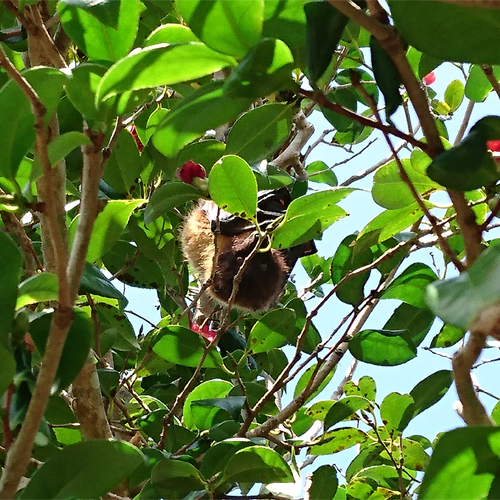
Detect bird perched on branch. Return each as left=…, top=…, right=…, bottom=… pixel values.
left=177, top=161, right=316, bottom=333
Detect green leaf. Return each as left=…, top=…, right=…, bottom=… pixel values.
left=310, top=428, right=369, bottom=455
left=30, top=310, right=93, bottom=391
left=247, top=308, right=296, bottom=354
left=19, top=439, right=145, bottom=500
left=344, top=376, right=376, bottom=402
left=426, top=244, right=500, bottom=329
left=151, top=458, right=206, bottom=497
left=382, top=263, right=438, bottom=309
left=384, top=303, right=435, bottom=347
left=209, top=155, right=258, bottom=219
left=306, top=160, right=338, bottom=187
left=69, top=199, right=144, bottom=263
left=0, top=67, right=65, bottom=179
left=59, top=0, right=121, bottom=28
left=304, top=1, right=347, bottom=83
left=444, top=79, right=465, bottom=112
left=294, top=362, right=336, bottom=404
left=31, top=131, right=92, bottom=182
left=226, top=103, right=293, bottom=164
left=272, top=188, right=354, bottom=249
left=0, top=343, right=15, bottom=398
left=145, top=23, right=201, bottom=46
left=144, top=182, right=200, bottom=225
left=97, top=303, right=139, bottom=351
left=409, top=370, right=453, bottom=418
left=420, top=427, right=500, bottom=498
left=79, top=263, right=127, bottom=306
left=308, top=465, right=338, bottom=500
left=0, top=231, right=22, bottom=345
left=306, top=400, right=336, bottom=421
left=153, top=326, right=224, bottom=369
left=97, top=43, right=237, bottom=102
left=58, top=0, right=139, bottom=62
left=372, top=158, right=441, bottom=210
left=183, top=379, right=233, bottom=430
left=430, top=323, right=465, bottom=348
left=177, top=0, right=264, bottom=58
left=17, top=272, right=58, bottom=309
left=192, top=396, right=246, bottom=422
left=370, top=35, right=402, bottom=116
left=201, top=439, right=254, bottom=479
left=389, top=1, right=500, bottom=64
left=224, top=38, right=295, bottom=98
left=427, top=127, right=500, bottom=191
left=465, top=65, right=500, bottom=102
left=324, top=396, right=370, bottom=430
left=380, top=392, right=415, bottom=435
left=222, top=445, right=294, bottom=484
left=152, top=81, right=253, bottom=158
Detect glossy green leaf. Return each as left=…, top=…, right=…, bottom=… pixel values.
left=224, top=38, right=295, bottom=98
left=410, top=370, right=453, bottom=418
left=465, top=65, right=500, bottom=102
left=308, top=465, right=338, bottom=500
left=182, top=379, right=233, bottom=430
left=0, top=67, right=65, bottom=179
left=30, top=310, right=93, bottom=391
left=177, top=0, right=264, bottom=58
left=247, top=308, right=296, bottom=354
left=389, top=1, right=500, bottom=64
left=151, top=458, right=205, bottom=497
left=344, top=376, right=376, bottom=402
left=380, top=392, right=415, bottom=435
left=97, top=303, right=139, bottom=352
left=370, top=35, right=402, bottom=116
left=306, top=160, right=338, bottom=187
left=209, top=155, right=258, bottom=219
left=310, top=428, right=369, bottom=455
left=144, top=182, right=200, bottom=225
left=420, top=427, right=500, bottom=499
left=304, top=1, right=347, bottom=83
left=321, top=88, right=358, bottom=133
left=97, top=43, right=237, bottom=102
left=426, top=244, right=500, bottom=329
left=58, top=0, right=140, bottom=62
left=153, top=326, right=224, bottom=369
left=372, top=158, right=441, bottom=209
left=201, top=439, right=253, bottom=479
left=193, top=396, right=245, bottom=422
left=272, top=188, right=354, bottom=249
left=222, top=445, right=294, bottom=484
left=69, top=199, right=144, bottom=263
left=384, top=303, right=435, bottom=347
left=0, top=343, right=15, bottom=397
left=31, top=131, right=92, bottom=182
left=306, top=400, right=336, bottom=421
left=79, top=263, right=127, bottom=305
left=19, top=439, right=145, bottom=500
left=226, top=103, right=293, bottom=164
left=444, top=79, right=465, bottom=112
left=294, top=362, right=335, bottom=404
left=152, top=81, right=252, bottom=158
left=324, top=396, right=370, bottom=430
left=145, top=24, right=200, bottom=46
left=382, top=263, right=438, bottom=309
left=430, top=323, right=465, bottom=348
left=0, top=231, right=22, bottom=344
left=59, top=0, right=121, bottom=28
left=16, top=272, right=58, bottom=309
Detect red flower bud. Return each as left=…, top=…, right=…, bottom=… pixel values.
left=175, top=160, right=207, bottom=184
left=423, top=71, right=436, bottom=86
left=487, top=140, right=500, bottom=152
left=189, top=321, right=217, bottom=342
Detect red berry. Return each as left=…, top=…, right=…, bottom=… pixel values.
left=175, top=160, right=206, bottom=184
left=190, top=321, right=217, bottom=342
left=487, top=140, right=500, bottom=152
left=423, top=71, right=436, bottom=86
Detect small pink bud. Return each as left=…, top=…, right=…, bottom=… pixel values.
left=487, top=140, right=500, bottom=152
left=190, top=321, right=217, bottom=342
left=175, top=160, right=207, bottom=184
left=423, top=72, right=436, bottom=86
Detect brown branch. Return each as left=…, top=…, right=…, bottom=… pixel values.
left=481, top=65, right=500, bottom=100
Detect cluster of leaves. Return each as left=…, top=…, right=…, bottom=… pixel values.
left=1, top=0, right=500, bottom=499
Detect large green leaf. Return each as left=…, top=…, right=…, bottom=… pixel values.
left=389, top=1, right=500, bottom=64
left=222, top=445, right=294, bottom=484
left=200, top=439, right=253, bottom=479
left=177, top=0, right=264, bottom=58
left=58, top=0, right=140, bottom=62
left=153, top=326, right=224, bottom=369
left=419, top=427, right=500, bottom=499
left=208, top=155, right=258, bottom=220
left=308, top=465, right=338, bottom=500
left=409, top=370, right=453, bottom=419
left=69, top=199, right=144, bottom=263
left=152, top=81, right=253, bottom=158
left=380, top=392, right=415, bottom=435
left=247, top=308, right=296, bottom=354
left=324, top=396, right=371, bottom=431
left=97, top=43, right=237, bottom=102
left=151, top=458, right=206, bottom=497
left=19, top=440, right=145, bottom=499
left=272, top=188, right=354, bottom=249
left=226, top=103, right=293, bottom=164
left=16, top=272, right=58, bottom=309
left=0, top=231, right=22, bottom=345
left=79, top=263, right=127, bottom=306
left=426, top=244, right=500, bottom=329
left=465, top=64, right=500, bottom=102
left=310, top=428, right=369, bottom=455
